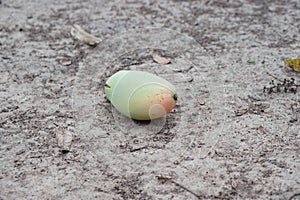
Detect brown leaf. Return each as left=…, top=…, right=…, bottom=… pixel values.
left=258, top=125, right=267, bottom=134
left=152, top=49, right=171, bottom=64
left=71, top=24, right=101, bottom=46
left=55, top=127, right=73, bottom=152
left=235, top=109, right=248, bottom=116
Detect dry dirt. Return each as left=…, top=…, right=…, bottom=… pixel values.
left=0, top=0, right=300, bottom=199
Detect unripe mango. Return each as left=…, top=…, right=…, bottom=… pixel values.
left=104, top=70, right=177, bottom=120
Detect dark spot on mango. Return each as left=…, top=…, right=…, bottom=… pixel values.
left=173, top=94, right=178, bottom=101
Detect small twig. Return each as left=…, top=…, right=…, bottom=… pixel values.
left=289, top=193, right=300, bottom=200
left=266, top=72, right=283, bottom=82
left=129, top=146, right=149, bottom=152
left=171, top=180, right=203, bottom=199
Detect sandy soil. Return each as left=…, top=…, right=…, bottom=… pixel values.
left=0, top=0, right=299, bottom=199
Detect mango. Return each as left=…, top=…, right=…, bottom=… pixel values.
left=104, top=70, right=177, bottom=120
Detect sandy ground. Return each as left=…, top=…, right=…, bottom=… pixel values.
left=0, top=0, right=300, bottom=199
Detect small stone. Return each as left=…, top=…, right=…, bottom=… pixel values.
left=58, top=58, right=72, bottom=66
left=197, top=98, right=205, bottom=105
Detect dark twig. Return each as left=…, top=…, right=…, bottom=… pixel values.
left=289, top=193, right=300, bottom=200
left=170, top=180, right=203, bottom=199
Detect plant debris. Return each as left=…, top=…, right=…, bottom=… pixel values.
left=156, top=173, right=202, bottom=199
left=157, top=173, right=173, bottom=180
left=55, top=127, right=73, bottom=153
left=248, top=102, right=270, bottom=114
left=284, top=58, right=300, bottom=72
left=71, top=24, right=101, bottom=46
left=152, top=49, right=171, bottom=64
left=258, top=125, right=267, bottom=134
left=263, top=78, right=299, bottom=94
left=235, top=109, right=248, bottom=116
left=247, top=58, right=255, bottom=64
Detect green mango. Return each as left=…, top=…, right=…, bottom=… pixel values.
left=104, top=70, right=177, bottom=120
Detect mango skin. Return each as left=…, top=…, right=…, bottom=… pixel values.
left=104, top=70, right=177, bottom=120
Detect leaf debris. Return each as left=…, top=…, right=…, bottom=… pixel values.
left=247, top=58, right=255, bottom=64
left=157, top=173, right=173, bottom=180
left=258, top=125, right=267, bottom=134
left=235, top=109, right=248, bottom=116
left=152, top=49, right=171, bottom=64
left=284, top=58, right=300, bottom=72
left=71, top=24, right=101, bottom=46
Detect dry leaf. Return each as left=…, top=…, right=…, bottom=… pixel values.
left=71, top=24, right=101, bottom=46
left=157, top=173, right=173, bottom=180
left=152, top=49, right=171, bottom=64
left=258, top=125, right=267, bottom=134
left=55, top=127, right=73, bottom=152
left=197, top=98, right=205, bottom=105
left=284, top=58, right=300, bottom=72
left=235, top=109, right=248, bottom=116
